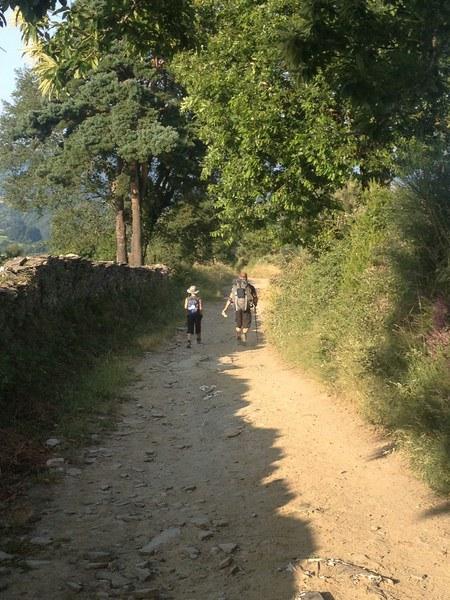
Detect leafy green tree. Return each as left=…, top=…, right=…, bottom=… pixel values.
left=0, top=69, right=62, bottom=212
left=2, top=55, right=181, bottom=265
left=175, top=0, right=359, bottom=246
left=50, top=201, right=115, bottom=260
left=149, top=196, right=219, bottom=265
left=0, top=69, right=120, bottom=256
left=0, top=0, right=65, bottom=27
left=282, top=0, right=450, bottom=180
left=174, top=0, right=450, bottom=247
left=12, top=0, right=205, bottom=265
left=1, top=59, right=210, bottom=265
left=21, top=0, right=197, bottom=97
left=141, top=132, right=209, bottom=253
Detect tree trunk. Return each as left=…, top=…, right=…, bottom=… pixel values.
left=115, top=195, right=128, bottom=264
left=129, top=161, right=143, bottom=266
left=139, top=162, right=150, bottom=261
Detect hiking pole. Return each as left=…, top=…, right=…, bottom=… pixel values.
left=253, top=305, right=259, bottom=344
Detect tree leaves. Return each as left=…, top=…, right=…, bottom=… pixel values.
left=282, top=0, right=450, bottom=149
left=0, top=1, right=66, bottom=27
left=175, top=0, right=357, bottom=244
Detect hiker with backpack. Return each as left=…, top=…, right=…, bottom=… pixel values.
left=185, top=285, right=203, bottom=348
left=221, top=272, right=258, bottom=344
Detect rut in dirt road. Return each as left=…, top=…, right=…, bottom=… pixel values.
left=2, top=282, right=450, bottom=600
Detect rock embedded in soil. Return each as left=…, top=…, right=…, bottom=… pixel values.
left=46, top=457, right=65, bottom=468
left=218, top=543, right=238, bottom=554
left=132, top=588, right=161, bottom=599
left=150, top=411, right=165, bottom=419
left=24, top=559, right=52, bottom=569
left=0, top=551, right=14, bottom=561
left=190, top=516, right=210, bottom=529
left=182, top=545, right=201, bottom=559
left=66, top=581, right=83, bottom=592
left=99, top=572, right=128, bottom=588
left=45, top=438, right=61, bottom=448
left=136, top=567, right=153, bottom=582
left=84, top=551, right=114, bottom=561
left=183, top=485, right=197, bottom=492
left=214, top=519, right=229, bottom=528
left=219, top=557, right=233, bottom=569
left=225, top=429, right=242, bottom=439
left=85, top=562, right=110, bottom=570
left=139, top=528, right=181, bottom=555
left=67, top=467, right=83, bottom=477
left=30, top=535, right=53, bottom=546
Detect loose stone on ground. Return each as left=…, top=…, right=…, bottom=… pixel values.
left=140, top=528, right=181, bottom=555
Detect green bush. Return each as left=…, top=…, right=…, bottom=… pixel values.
left=268, top=173, right=450, bottom=492
left=173, top=262, right=234, bottom=301
left=50, top=202, right=116, bottom=261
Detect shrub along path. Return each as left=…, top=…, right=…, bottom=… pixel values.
left=1, top=280, right=449, bottom=599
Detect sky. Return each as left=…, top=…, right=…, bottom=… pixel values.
left=0, top=17, right=27, bottom=108
left=1, top=3, right=71, bottom=109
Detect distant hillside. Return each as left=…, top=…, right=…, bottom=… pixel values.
left=0, top=201, right=50, bottom=259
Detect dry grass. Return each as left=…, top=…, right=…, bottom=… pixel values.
left=245, top=261, right=281, bottom=279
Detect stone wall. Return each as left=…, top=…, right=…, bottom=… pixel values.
left=0, top=255, right=171, bottom=421
left=0, top=254, right=169, bottom=327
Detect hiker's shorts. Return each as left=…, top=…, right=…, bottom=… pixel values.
left=235, top=309, right=251, bottom=329
left=187, top=312, right=202, bottom=335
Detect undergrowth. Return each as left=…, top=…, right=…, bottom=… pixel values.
left=179, top=262, right=234, bottom=300
left=267, top=170, right=450, bottom=493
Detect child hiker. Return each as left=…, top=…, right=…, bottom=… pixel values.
left=184, top=285, right=203, bottom=348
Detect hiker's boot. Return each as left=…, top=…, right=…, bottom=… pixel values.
left=241, top=332, right=247, bottom=344
left=196, top=336, right=201, bottom=344
left=236, top=333, right=241, bottom=343
left=187, top=339, right=191, bottom=348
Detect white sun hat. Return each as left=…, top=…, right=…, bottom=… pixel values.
left=186, top=285, right=199, bottom=294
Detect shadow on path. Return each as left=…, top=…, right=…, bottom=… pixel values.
left=419, top=500, right=450, bottom=520
left=2, top=295, right=315, bottom=600
left=146, top=298, right=316, bottom=598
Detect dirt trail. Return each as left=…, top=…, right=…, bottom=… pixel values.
left=2, top=279, right=449, bottom=600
